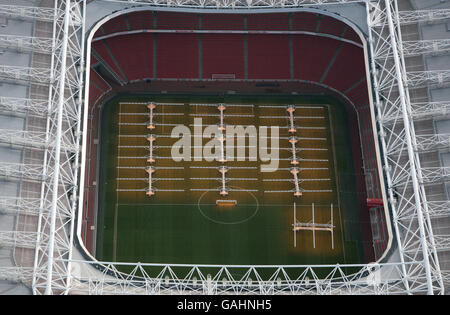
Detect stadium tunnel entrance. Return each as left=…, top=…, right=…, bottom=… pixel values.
left=78, top=8, right=393, bottom=269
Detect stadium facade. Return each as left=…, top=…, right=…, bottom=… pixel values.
left=0, top=0, right=449, bottom=295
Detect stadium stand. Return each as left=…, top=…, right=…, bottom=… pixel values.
left=92, top=40, right=127, bottom=82
left=247, top=34, right=290, bottom=79
left=292, top=12, right=320, bottom=32
left=127, top=11, right=154, bottom=31
left=104, top=34, right=154, bottom=82
left=202, top=34, right=245, bottom=80
left=318, top=15, right=348, bottom=37
left=86, top=11, right=385, bottom=260
left=100, top=14, right=128, bottom=35
left=89, top=69, right=112, bottom=105
left=322, top=44, right=366, bottom=92
left=293, top=35, right=341, bottom=82
left=156, top=34, right=199, bottom=79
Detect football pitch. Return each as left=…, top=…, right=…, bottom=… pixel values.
left=95, top=94, right=366, bottom=276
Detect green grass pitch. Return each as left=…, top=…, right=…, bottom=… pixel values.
left=95, top=94, right=366, bottom=278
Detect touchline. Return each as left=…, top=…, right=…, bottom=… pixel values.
left=169, top=118, right=280, bottom=172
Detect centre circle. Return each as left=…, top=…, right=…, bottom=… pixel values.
left=197, top=186, right=259, bottom=225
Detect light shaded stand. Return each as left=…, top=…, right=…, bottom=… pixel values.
left=293, top=203, right=334, bottom=249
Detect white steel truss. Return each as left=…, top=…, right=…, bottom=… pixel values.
left=0, top=231, right=41, bottom=250
left=56, top=259, right=432, bottom=295
left=0, top=4, right=59, bottom=22
left=28, top=0, right=85, bottom=295
left=402, top=39, right=450, bottom=57
left=424, top=201, right=450, bottom=219
left=366, top=0, right=446, bottom=294
left=0, top=96, right=48, bottom=117
left=0, top=34, right=53, bottom=54
left=414, top=134, right=450, bottom=153
left=433, top=236, right=450, bottom=253
left=407, top=70, right=450, bottom=88
left=396, top=8, right=450, bottom=25
left=410, top=101, right=450, bottom=121
left=0, top=65, right=51, bottom=86
left=380, top=101, right=450, bottom=124
left=101, top=0, right=365, bottom=8
left=378, top=39, right=450, bottom=58
left=420, top=167, right=450, bottom=185
left=0, top=162, right=44, bottom=182
left=0, top=129, right=79, bottom=153
left=378, top=132, right=450, bottom=155
left=0, top=0, right=449, bottom=295
left=0, top=267, right=34, bottom=283
left=0, top=197, right=41, bottom=217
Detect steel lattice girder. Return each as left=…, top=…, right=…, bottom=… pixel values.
left=366, top=0, right=445, bottom=294
left=0, top=129, right=79, bottom=153
left=379, top=101, right=450, bottom=124
left=0, top=231, right=41, bottom=250
left=29, top=0, right=85, bottom=295
left=414, top=134, right=450, bottom=153
left=410, top=101, right=450, bottom=121
left=60, top=259, right=439, bottom=295
left=376, top=39, right=450, bottom=58
left=0, top=96, right=48, bottom=117
left=0, top=4, right=58, bottom=22
left=396, top=8, right=450, bottom=25
left=0, top=162, right=44, bottom=182
left=0, top=197, right=41, bottom=217
left=0, top=267, right=34, bottom=283
left=0, top=65, right=52, bottom=85
left=100, top=0, right=365, bottom=8
left=407, top=70, right=450, bottom=88
left=375, top=70, right=450, bottom=91
left=0, top=34, right=54, bottom=54
left=402, top=39, right=450, bottom=57
left=424, top=201, right=450, bottom=219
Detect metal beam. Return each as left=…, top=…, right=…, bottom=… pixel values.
left=397, top=8, right=450, bottom=25
left=101, top=0, right=365, bottom=8
left=415, top=134, right=450, bottom=153
left=377, top=39, right=450, bottom=58
left=0, top=96, right=48, bottom=117
left=0, top=34, right=53, bottom=54
left=0, top=197, right=41, bottom=217
left=0, top=231, right=38, bottom=250
left=0, top=267, right=34, bottom=283
left=0, top=129, right=79, bottom=153
left=0, top=65, right=51, bottom=86
left=0, top=162, right=43, bottom=182
left=0, top=4, right=58, bottom=22
left=407, top=70, right=450, bottom=89
left=367, top=0, right=444, bottom=294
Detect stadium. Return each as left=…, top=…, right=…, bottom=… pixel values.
left=0, top=0, right=449, bottom=295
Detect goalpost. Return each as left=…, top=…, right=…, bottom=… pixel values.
left=293, top=202, right=335, bottom=249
